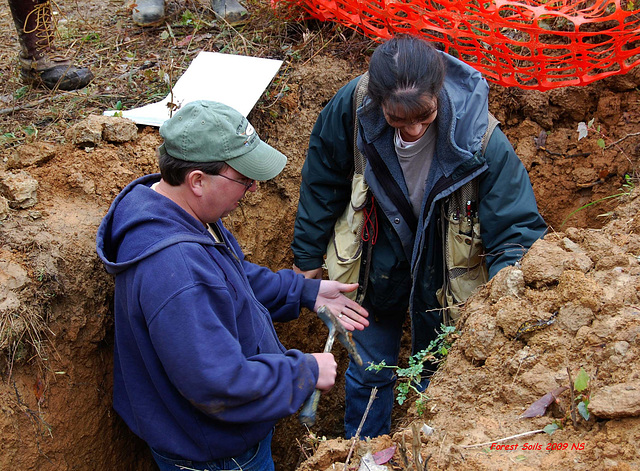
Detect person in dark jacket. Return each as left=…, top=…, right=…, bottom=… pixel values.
left=292, top=35, right=547, bottom=439
left=96, top=100, right=369, bottom=470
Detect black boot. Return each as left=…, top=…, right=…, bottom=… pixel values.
left=8, top=0, right=93, bottom=91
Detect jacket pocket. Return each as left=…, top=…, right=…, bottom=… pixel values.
left=367, top=222, right=411, bottom=313
left=438, top=215, right=488, bottom=325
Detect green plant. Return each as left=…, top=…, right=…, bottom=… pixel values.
left=0, top=124, right=38, bottom=145
left=367, top=324, right=458, bottom=413
left=160, top=23, right=176, bottom=41
left=14, top=86, right=29, bottom=100
left=572, top=367, right=590, bottom=421
left=82, top=32, right=101, bottom=43
left=544, top=367, right=591, bottom=434
left=0, top=132, right=17, bottom=145
left=561, top=173, right=636, bottom=226
left=578, top=117, right=640, bottom=161
left=24, top=124, right=37, bottom=139
left=543, top=420, right=562, bottom=435
left=180, top=10, right=196, bottom=26
left=577, top=118, right=606, bottom=149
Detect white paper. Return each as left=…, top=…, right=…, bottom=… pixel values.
left=104, top=51, right=283, bottom=126
left=358, top=452, right=388, bottom=471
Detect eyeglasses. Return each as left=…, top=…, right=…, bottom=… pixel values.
left=215, top=173, right=255, bottom=190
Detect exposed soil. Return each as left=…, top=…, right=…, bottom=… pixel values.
left=1, top=1, right=640, bottom=470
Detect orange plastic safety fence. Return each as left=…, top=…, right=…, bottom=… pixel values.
left=274, top=0, right=640, bottom=90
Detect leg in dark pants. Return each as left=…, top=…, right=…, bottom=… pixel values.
left=344, top=301, right=406, bottom=438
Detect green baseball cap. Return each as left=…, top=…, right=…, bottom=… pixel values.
left=159, top=100, right=287, bottom=181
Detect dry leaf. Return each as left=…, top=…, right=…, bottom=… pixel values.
left=520, top=386, right=568, bottom=418
left=373, top=446, right=396, bottom=465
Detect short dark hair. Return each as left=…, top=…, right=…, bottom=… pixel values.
left=367, top=35, right=446, bottom=117
left=158, top=145, right=227, bottom=186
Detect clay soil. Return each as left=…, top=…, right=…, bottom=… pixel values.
left=1, top=1, right=640, bottom=470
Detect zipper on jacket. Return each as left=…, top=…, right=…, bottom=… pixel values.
left=211, top=223, right=287, bottom=353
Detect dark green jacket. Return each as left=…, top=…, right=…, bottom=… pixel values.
left=292, top=52, right=547, bottom=351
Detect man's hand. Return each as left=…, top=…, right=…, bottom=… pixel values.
left=314, top=280, right=369, bottom=331
left=311, top=353, right=337, bottom=392
left=293, top=264, right=323, bottom=280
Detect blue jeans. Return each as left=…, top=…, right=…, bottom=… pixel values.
left=344, top=304, right=407, bottom=439
left=150, top=430, right=274, bottom=471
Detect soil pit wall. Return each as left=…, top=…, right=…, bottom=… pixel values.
left=1, top=56, right=640, bottom=471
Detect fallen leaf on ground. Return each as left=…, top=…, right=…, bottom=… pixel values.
left=373, top=446, right=396, bottom=465
left=520, top=386, right=568, bottom=418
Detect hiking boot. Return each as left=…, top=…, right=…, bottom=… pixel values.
left=9, top=0, right=93, bottom=91
left=211, top=0, right=249, bottom=25
left=20, top=54, right=94, bottom=91
left=127, top=0, right=165, bottom=27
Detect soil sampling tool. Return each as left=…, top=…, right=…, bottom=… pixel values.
left=299, top=305, right=363, bottom=427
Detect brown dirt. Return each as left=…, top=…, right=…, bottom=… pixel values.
left=1, top=1, right=640, bottom=470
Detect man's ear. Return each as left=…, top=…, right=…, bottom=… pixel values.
left=186, top=170, right=205, bottom=197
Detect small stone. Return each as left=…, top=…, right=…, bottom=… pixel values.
left=66, top=115, right=138, bottom=147
left=489, top=266, right=525, bottom=301
left=589, top=381, right=640, bottom=418
left=5, top=142, right=56, bottom=169
left=613, top=341, right=630, bottom=356
left=0, top=196, right=9, bottom=220
left=0, top=170, right=38, bottom=209
left=0, top=260, right=29, bottom=290
left=422, top=424, right=434, bottom=437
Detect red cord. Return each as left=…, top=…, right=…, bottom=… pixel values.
left=361, top=194, right=378, bottom=246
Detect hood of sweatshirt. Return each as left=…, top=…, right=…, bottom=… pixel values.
left=96, top=174, right=215, bottom=274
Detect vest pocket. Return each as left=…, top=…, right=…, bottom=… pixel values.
left=438, top=216, right=488, bottom=325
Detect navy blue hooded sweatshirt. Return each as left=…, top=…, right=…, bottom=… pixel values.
left=96, top=174, right=321, bottom=461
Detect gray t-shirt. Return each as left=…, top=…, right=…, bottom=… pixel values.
left=395, top=122, right=437, bottom=219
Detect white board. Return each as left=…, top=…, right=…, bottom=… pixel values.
left=104, top=51, right=283, bottom=126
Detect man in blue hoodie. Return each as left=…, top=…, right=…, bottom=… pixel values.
left=96, top=100, right=369, bottom=470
